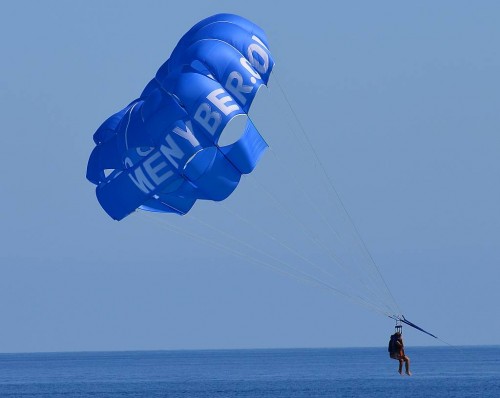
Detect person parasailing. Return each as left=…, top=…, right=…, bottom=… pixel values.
left=388, top=324, right=411, bottom=376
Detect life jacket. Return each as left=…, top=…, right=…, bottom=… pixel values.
left=388, top=334, right=398, bottom=357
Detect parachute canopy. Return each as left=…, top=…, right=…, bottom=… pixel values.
left=87, top=14, right=274, bottom=220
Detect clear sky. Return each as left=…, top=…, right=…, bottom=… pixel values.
left=1, top=1, right=499, bottom=353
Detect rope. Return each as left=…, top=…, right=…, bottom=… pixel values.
left=270, top=69, right=402, bottom=316
left=139, top=212, right=393, bottom=317
left=257, top=77, right=395, bottom=311
left=241, top=171, right=393, bottom=314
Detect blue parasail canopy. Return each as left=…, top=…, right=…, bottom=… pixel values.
left=87, top=14, right=274, bottom=220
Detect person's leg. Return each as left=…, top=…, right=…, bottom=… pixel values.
left=404, top=356, right=411, bottom=375
left=398, top=359, right=403, bottom=374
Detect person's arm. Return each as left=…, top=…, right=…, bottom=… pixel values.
left=396, top=340, right=404, bottom=354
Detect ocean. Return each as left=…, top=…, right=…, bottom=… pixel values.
left=0, top=346, right=498, bottom=397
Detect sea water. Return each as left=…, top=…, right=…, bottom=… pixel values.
left=0, top=346, right=498, bottom=397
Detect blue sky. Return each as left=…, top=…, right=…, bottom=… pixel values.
left=1, top=1, right=499, bottom=353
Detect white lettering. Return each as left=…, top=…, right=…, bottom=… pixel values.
left=160, top=135, right=184, bottom=169
left=123, top=157, right=134, bottom=169
left=194, top=102, right=221, bottom=135
left=172, top=121, right=199, bottom=147
left=136, top=147, right=154, bottom=157
left=251, top=35, right=268, bottom=50
left=247, top=43, right=269, bottom=75
left=207, top=88, right=240, bottom=116
left=142, top=151, right=173, bottom=187
left=240, top=57, right=261, bottom=79
left=225, top=70, right=253, bottom=105
left=128, top=167, right=155, bottom=193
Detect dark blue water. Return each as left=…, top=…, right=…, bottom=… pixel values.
left=0, top=346, right=498, bottom=397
